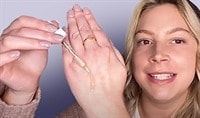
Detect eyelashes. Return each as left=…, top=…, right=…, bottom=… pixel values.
left=171, top=38, right=186, bottom=44
left=137, top=39, right=152, bottom=45
left=136, top=37, right=186, bottom=46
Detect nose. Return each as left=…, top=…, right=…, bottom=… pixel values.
left=149, top=44, right=169, bottom=63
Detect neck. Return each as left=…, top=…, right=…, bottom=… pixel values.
left=139, top=91, right=188, bottom=118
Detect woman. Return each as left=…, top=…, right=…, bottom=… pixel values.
left=124, top=0, right=200, bottom=117
left=0, top=0, right=199, bottom=118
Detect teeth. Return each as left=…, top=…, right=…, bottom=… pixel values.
left=151, top=74, right=174, bottom=80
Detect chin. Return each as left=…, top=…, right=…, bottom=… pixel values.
left=143, top=88, right=177, bottom=103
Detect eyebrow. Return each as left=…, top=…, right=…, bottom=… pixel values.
left=167, top=27, right=190, bottom=34
left=135, top=29, right=154, bottom=36
left=135, top=27, right=191, bottom=36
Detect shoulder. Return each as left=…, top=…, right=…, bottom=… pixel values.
left=56, top=102, right=87, bottom=118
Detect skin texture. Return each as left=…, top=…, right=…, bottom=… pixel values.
left=0, top=4, right=130, bottom=118
left=0, top=17, right=62, bottom=105
left=133, top=4, right=197, bottom=118
left=62, top=5, right=129, bottom=118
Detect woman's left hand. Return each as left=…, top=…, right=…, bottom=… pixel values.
left=62, top=4, right=129, bottom=118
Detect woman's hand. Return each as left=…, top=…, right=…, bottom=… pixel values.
left=0, top=16, right=62, bottom=105
left=63, top=5, right=129, bottom=118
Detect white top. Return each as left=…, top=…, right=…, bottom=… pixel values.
left=133, top=106, right=140, bottom=118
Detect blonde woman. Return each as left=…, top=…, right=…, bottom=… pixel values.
left=124, top=0, right=200, bottom=118
left=0, top=0, right=199, bottom=118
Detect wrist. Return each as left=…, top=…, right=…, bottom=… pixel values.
left=85, top=99, right=130, bottom=118
left=2, top=88, right=37, bottom=105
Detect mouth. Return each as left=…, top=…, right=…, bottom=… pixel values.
left=148, top=73, right=177, bottom=81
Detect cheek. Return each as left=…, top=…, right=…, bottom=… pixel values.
left=132, top=52, right=147, bottom=79
left=173, top=49, right=196, bottom=70
left=132, top=53, right=144, bottom=70
left=171, top=48, right=197, bottom=82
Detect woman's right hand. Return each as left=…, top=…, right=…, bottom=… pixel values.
left=0, top=16, right=63, bottom=105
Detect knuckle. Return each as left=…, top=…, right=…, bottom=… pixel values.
left=15, top=15, right=29, bottom=25
left=2, top=28, right=9, bottom=35
left=79, top=24, right=90, bottom=31
left=46, top=32, right=54, bottom=39
left=0, top=35, right=12, bottom=49
left=0, top=35, right=14, bottom=52
left=16, top=27, right=28, bottom=34
left=71, top=31, right=81, bottom=39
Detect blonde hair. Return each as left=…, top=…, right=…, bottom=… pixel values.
left=124, top=0, right=200, bottom=117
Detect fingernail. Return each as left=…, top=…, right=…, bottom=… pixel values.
left=54, top=34, right=64, bottom=42
left=73, top=4, right=81, bottom=11
left=40, top=42, right=51, bottom=48
left=83, top=7, right=90, bottom=15
left=48, top=20, right=59, bottom=25
left=47, top=24, right=58, bottom=32
left=9, top=51, right=20, bottom=58
left=67, top=10, right=74, bottom=18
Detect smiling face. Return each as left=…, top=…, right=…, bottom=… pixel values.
left=133, top=4, right=197, bottom=103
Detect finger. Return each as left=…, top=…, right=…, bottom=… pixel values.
left=0, top=35, right=51, bottom=51
left=62, top=35, right=73, bottom=66
left=62, top=40, right=90, bottom=92
left=2, top=16, right=58, bottom=35
left=62, top=45, right=73, bottom=67
left=8, top=28, right=64, bottom=43
left=112, top=43, right=125, bottom=65
left=67, top=9, right=84, bottom=55
left=83, top=7, right=111, bottom=47
left=0, top=51, right=20, bottom=67
left=62, top=36, right=87, bottom=70
left=62, top=38, right=88, bottom=84
left=83, top=7, right=102, bottom=31
left=48, top=20, right=59, bottom=27
left=73, top=4, right=98, bottom=48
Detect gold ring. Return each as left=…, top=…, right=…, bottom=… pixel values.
left=83, top=35, right=97, bottom=44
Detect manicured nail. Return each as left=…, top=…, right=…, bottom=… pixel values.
left=67, top=10, right=74, bottom=18
left=54, top=34, right=64, bottom=42
left=83, top=7, right=90, bottom=15
left=73, top=4, right=81, bottom=11
left=47, top=24, right=58, bottom=32
left=48, top=20, right=59, bottom=25
left=40, top=41, right=51, bottom=48
left=9, top=51, right=20, bottom=58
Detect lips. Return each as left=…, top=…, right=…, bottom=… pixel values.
left=147, top=72, right=177, bottom=84
left=149, top=73, right=177, bottom=80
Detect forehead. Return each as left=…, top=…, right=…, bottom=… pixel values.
left=137, top=4, right=189, bottom=31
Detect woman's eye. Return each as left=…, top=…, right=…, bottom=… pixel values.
left=172, top=38, right=185, bottom=44
left=137, top=39, right=152, bottom=45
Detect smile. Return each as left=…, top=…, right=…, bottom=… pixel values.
left=149, top=73, right=177, bottom=80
